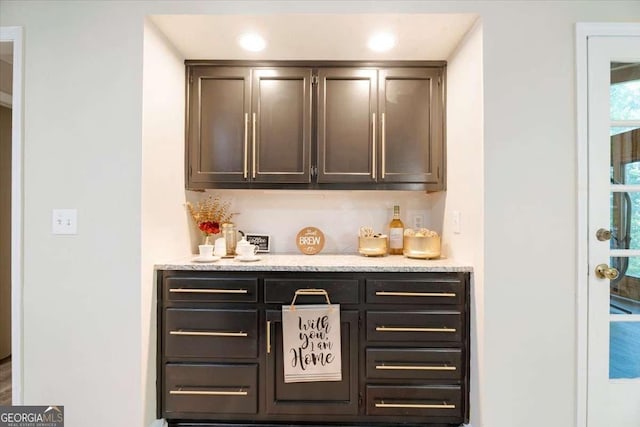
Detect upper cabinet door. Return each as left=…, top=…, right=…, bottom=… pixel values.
left=251, top=68, right=312, bottom=183
left=378, top=68, right=444, bottom=187
left=317, top=68, right=378, bottom=183
left=187, top=67, right=251, bottom=186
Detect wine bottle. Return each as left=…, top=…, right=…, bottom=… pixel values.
left=388, top=205, right=404, bottom=255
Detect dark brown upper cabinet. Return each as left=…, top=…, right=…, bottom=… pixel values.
left=187, top=66, right=312, bottom=188
left=379, top=68, right=444, bottom=187
left=186, top=62, right=445, bottom=191
left=317, top=68, right=378, bottom=184
left=317, top=67, right=444, bottom=189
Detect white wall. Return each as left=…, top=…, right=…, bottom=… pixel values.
left=0, top=2, right=145, bottom=426
left=1, top=2, right=640, bottom=427
left=186, top=190, right=434, bottom=254
left=141, top=19, right=190, bottom=427
left=436, top=19, right=484, bottom=425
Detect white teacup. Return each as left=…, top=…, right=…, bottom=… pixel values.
left=236, top=243, right=258, bottom=258
left=198, top=244, right=214, bottom=259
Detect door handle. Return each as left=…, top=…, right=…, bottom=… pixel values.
left=595, top=264, right=619, bottom=280
left=596, top=228, right=612, bottom=241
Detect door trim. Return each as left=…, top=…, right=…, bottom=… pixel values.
left=0, top=26, right=23, bottom=405
left=575, top=22, right=640, bottom=427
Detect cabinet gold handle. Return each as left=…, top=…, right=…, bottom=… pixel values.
left=381, top=112, right=386, bottom=179
left=372, top=112, right=376, bottom=180
left=170, top=288, right=248, bottom=294
left=375, top=364, right=456, bottom=371
left=376, top=326, right=456, bottom=333
left=375, top=401, right=455, bottom=409
left=170, top=389, right=248, bottom=396
left=243, top=112, right=249, bottom=179
left=169, top=330, right=248, bottom=337
left=252, top=112, right=257, bottom=179
left=375, top=291, right=456, bottom=298
left=266, top=320, right=271, bottom=354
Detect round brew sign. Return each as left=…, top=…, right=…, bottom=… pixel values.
left=296, top=226, right=325, bottom=255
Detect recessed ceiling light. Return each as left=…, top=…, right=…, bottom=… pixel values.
left=238, top=33, right=266, bottom=52
left=368, top=33, right=396, bottom=52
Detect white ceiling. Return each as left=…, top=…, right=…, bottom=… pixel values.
left=150, top=13, right=478, bottom=61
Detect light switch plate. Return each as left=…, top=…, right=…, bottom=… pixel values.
left=52, top=209, right=78, bottom=235
left=452, top=210, right=461, bottom=234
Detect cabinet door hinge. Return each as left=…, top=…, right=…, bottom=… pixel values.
left=312, top=75, right=319, bottom=85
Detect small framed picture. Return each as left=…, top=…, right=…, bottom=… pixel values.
left=245, top=233, right=271, bottom=253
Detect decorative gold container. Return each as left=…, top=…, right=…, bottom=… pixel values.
left=358, top=236, right=388, bottom=257
left=403, top=235, right=441, bottom=259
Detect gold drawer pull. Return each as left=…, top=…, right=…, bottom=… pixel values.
left=375, top=364, right=456, bottom=371
left=376, top=326, right=456, bottom=333
left=266, top=320, right=271, bottom=354
left=170, top=330, right=248, bottom=337
left=170, top=288, right=248, bottom=294
left=375, top=291, right=456, bottom=298
left=170, top=389, right=248, bottom=396
left=376, top=401, right=455, bottom=409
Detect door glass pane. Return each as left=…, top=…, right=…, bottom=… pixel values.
left=609, top=321, right=640, bottom=379
left=610, top=62, right=640, bottom=121
left=609, top=254, right=640, bottom=380
left=610, top=257, right=640, bottom=310
left=609, top=191, right=640, bottom=251
left=610, top=129, right=640, bottom=184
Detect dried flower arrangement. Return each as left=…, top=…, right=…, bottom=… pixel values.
left=186, top=195, right=233, bottom=244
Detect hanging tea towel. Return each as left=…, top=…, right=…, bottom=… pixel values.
left=282, top=303, right=342, bottom=383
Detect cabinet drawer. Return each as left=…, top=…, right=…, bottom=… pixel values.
left=366, top=277, right=463, bottom=305
left=165, top=276, right=257, bottom=303
left=165, top=309, right=258, bottom=358
left=264, top=278, right=359, bottom=304
left=367, top=311, right=462, bottom=343
left=366, top=385, right=462, bottom=418
left=366, top=348, right=462, bottom=381
left=165, top=363, right=257, bottom=415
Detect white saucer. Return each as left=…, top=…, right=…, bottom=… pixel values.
left=192, top=256, right=220, bottom=263
left=235, top=256, right=261, bottom=262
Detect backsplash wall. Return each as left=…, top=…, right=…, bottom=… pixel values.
left=186, top=190, right=437, bottom=254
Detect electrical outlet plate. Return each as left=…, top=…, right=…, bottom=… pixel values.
left=52, top=209, right=78, bottom=235
left=413, top=213, right=425, bottom=229
left=453, top=210, right=461, bottom=234
left=407, top=210, right=426, bottom=230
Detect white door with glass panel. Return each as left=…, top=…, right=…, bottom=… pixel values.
left=588, top=35, right=640, bottom=427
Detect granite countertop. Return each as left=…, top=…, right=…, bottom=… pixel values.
left=155, top=254, right=473, bottom=272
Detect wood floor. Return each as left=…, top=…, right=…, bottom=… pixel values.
left=0, top=356, right=10, bottom=405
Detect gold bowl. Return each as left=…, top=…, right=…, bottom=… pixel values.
left=403, top=235, right=441, bottom=259
left=358, top=236, right=388, bottom=257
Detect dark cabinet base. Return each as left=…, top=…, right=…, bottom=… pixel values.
left=170, top=423, right=460, bottom=427
left=158, top=271, right=469, bottom=427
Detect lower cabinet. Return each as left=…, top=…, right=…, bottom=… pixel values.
left=264, top=310, right=359, bottom=415
left=157, top=270, right=470, bottom=426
